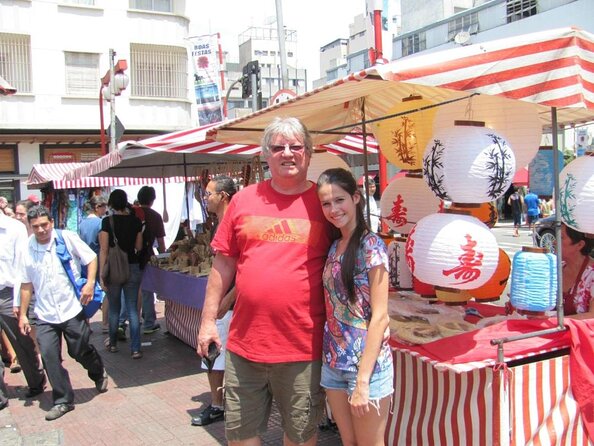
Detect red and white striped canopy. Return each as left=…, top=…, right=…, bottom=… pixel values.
left=27, top=163, right=193, bottom=189
left=209, top=27, right=594, bottom=146
left=64, top=123, right=378, bottom=180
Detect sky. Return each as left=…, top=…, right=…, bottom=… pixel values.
left=187, top=0, right=367, bottom=82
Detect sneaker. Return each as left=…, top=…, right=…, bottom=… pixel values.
left=191, top=404, right=224, bottom=426
left=131, top=351, right=143, bottom=360
left=95, top=369, right=108, bottom=393
left=45, top=403, right=74, bottom=421
left=143, top=323, right=161, bottom=335
left=117, top=326, right=127, bottom=341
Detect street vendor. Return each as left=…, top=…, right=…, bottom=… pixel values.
left=561, top=223, right=594, bottom=319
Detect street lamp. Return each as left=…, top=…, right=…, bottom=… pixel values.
left=99, top=48, right=129, bottom=155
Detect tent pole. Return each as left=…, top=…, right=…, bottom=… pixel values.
left=361, top=100, right=372, bottom=230
left=183, top=154, right=193, bottom=238
left=551, top=107, right=564, bottom=329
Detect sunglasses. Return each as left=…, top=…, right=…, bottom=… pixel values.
left=269, top=144, right=305, bottom=154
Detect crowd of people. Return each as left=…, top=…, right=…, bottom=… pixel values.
left=0, top=117, right=592, bottom=446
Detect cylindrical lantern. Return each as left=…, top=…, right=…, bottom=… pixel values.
left=380, top=172, right=442, bottom=235
left=469, top=248, right=511, bottom=302
left=433, top=95, right=542, bottom=169
left=306, top=150, right=350, bottom=183
left=435, top=287, right=472, bottom=305
left=449, top=202, right=498, bottom=228
left=510, top=247, right=557, bottom=313
left=388, top=237, right=413, bottom=290
left=372, top=95, right=437, bottom=170
left=559, top=152, right=594, bottom=233
left=423, top=122, right=516, bottom=203
left=406, top=212, right=499, bottom=289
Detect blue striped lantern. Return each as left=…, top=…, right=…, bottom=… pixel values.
left=510, top=247, right=557, bottom=313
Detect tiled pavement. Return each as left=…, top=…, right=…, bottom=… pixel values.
left=0, top=301, right=342, bottom=445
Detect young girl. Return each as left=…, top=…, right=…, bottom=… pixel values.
left=317, top=168, right=393, bottom=446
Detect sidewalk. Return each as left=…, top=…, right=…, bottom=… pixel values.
left=0, top=301, right=342, bottom=445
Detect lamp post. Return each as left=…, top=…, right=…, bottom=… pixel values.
left=99, top=49, right=129, bottom=155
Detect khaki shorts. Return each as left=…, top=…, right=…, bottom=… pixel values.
left=224, top=350, right=324, bottom=443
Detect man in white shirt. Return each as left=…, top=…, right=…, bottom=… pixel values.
left=18, top=205, right=108, bottom=421
left=360, top=176, right=380, bottom=232
left=0, top=211, right=46, bottom=411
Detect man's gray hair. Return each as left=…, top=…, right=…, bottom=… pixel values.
left=261, top=117, right=313, bottom=157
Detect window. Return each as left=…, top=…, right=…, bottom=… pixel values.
left=65, top=52, right=99, bottom=96
left=129, top=0, right=172, bottom=13
left=0, top=146, right=17, bottom=174
left=130, top=43, right=187, bottom=99
left=287, top=51, right=293, bottom=57
left=0, top=33, right=31, bottom=93
left=506, top=0, right=537, bottom=23
left=448, top=12, right=478, bottom=41
left=402, top=32, right=426, bottom=57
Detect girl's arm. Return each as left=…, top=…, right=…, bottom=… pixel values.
left=349, top=263, right=390, bottom=417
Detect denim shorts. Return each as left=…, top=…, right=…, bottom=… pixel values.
left=321, top=362, right=394, bottom=400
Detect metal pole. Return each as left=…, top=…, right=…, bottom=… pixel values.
left=99, top=86, right=107, bottom=155
left=109, top=48, right=116, bottom=153
left=551, top=107, right=565, bottom=329
left=361, top=100, right=372, bottom=228
left=275, top=0, right=289, bottom=90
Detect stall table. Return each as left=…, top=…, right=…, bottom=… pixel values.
left=141, top=265, right=207, bottom=348
left=385, top=298, right=594, bottom=446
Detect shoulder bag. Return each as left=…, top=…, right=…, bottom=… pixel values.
left=100, top=215, right=130, bottom=286
left=55, top=230, right=105, bottom=319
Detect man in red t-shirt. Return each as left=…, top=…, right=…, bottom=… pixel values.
left=198, top=117, right=335, bottom=446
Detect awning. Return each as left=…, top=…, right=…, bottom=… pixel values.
left=27, top=163, right=194, bottom=190
left=512, top=167, right=529, bottom=186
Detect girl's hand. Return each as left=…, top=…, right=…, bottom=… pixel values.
left=349, top=381, right=370, bottom=418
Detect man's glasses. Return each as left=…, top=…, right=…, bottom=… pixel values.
left=203, top=191, right=221, bottom=198
left=269, top=144, right=305, bottom=154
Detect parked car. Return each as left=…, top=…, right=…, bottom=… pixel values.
left=533, top=216, right=556, bottom=253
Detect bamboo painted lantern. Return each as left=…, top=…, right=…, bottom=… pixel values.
left=469, top=248, right=511, bottom=302
left=405, top=212, right=499, bottom=290
left=380, top=172, right=443, bottom=235
left=423, top=121, right=516, bottom=203
left=372, top=95, right=437, bottom=170
left=559, top=152, right=594, bottom=233
left=433, top=95, right=541, bottom=169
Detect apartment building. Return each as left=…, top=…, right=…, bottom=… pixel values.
left=0, top=0, right=195, bottom=201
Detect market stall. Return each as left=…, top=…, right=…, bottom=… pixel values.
left=60, top=27, right=594, bottom=445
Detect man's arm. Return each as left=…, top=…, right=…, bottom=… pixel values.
left=197, top=253, right=237, bottom=357
left=156, top=236, right=166, bottom=254
left=18, top=283, right=33, bottom=335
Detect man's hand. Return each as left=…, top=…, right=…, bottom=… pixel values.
left=197, top=319, right=221, bottom=358
left=12, top=306, right=20, bottom=319
left=80, top=281, right=94, bottom=305
left=19, top=315, right=31, bottom=336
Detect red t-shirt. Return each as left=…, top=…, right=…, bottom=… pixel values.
left=212, top=180, right=335, bottom=363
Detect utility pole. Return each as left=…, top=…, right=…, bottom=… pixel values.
left=275, top=0, right=289, bottom=90
left=108, top=49, right=116, bottom=153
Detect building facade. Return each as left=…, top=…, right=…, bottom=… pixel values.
left=0, top=0, right=195, bottom=202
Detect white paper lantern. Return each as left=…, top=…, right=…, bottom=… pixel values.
left=307, top=150, right=350, bottom=183
left=405, top=212, right=499, bottom=290
left=434, top=95, right=542, bottom=169
left=423, top=123, right=516, bottom=203
left=380, top=173, right=442, bottom=234
left=371, top=95, right=437, bottom=170
left=388, top=237, right=413, bottom=290
left=559, top=152, right=594, bottom=233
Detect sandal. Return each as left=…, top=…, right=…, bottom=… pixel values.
left=131, top=351, right=143, bottom=359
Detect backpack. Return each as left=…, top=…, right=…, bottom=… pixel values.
left=100, top=215, right=130, bottom=285
left=55, top=230, right=105, bottom=319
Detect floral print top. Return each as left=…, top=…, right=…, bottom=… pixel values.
left=564, top=263, right=594, bottom=315
left=322, top=232, right=392, bottom=373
